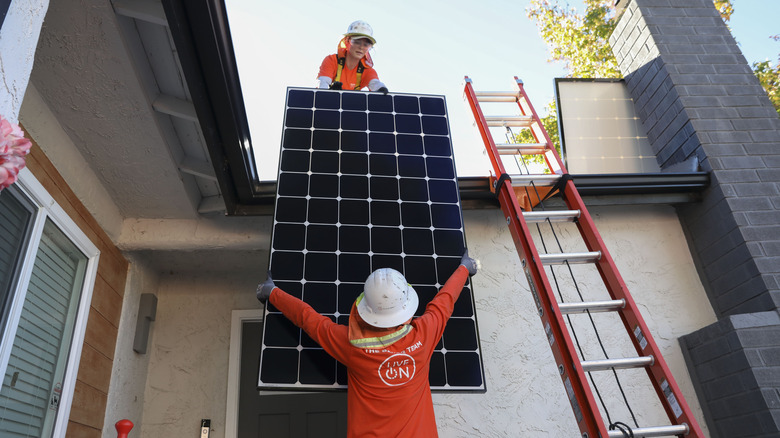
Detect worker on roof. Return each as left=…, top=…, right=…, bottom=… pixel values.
left=317, top=20, right=389, bottom=93
left=257, top=251, right=479, bottom=437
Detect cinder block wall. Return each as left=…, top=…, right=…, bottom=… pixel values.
left=609, top=0, right=780, bottom=436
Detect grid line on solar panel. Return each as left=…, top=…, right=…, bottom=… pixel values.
left=261, top=88, right=484, bottom=391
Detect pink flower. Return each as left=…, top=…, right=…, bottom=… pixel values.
left=0, top=115, right=31, bottom=191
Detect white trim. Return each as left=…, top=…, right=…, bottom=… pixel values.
left=0, top=197, right=46, bottom=381
left=51, top=252, right=99, bottom=437
left=15, top=169, right=99, bottom=257
left=224, top=309, right=264, bottom=438
left=1, top=169, right=101, bottom=438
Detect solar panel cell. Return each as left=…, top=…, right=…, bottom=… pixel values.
left=370, top=201, right=401, bottom=226
left=341, top=92, right=367, bottom=111
left=369, top=178, right=399, bottom=201
left=400, top=203, right=432, bottom=227
left=395, top=114, right=422, bottom=134
left=341, top=111, right=367, bottom=131
left=303, top=283, right=337, bottom=314
left=312, top=130, right=340, bottom=150
left=306, top=224, right=337, bottom=252
left=368, top=132, right=395, bottom=153
left=341, top=131, right=368, bottom=152
left=309, top=174, right=338, bottom=198
left=283, top=128, right=311, bottom=149
left=307, top=198, right=338, bottom=223
left=422, top=116, right=449, bottom=135
left=304, top=252, right=337, bottom=281
left=396, top=134, right=423, bottom=155
left=286, top=108, right=313, bottom=128
left=367, top=93, right=393, bottom=112
left=338, top=225, right=369, bottom=253
left=314, top=109, right=340, bottom=129
left=393, top=95, right=420, bottom=114
left=339, top=199, right=369, bottom=225
left=288, top=89, right=314, bottom=109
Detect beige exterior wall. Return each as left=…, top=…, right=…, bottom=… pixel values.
left=139, top=267, right=264, bottom=437
left=434, top=207, right=716, bottom=436
left=101, top=255, right=159, bottom=437
left=134, top=205, right=716, bottom=437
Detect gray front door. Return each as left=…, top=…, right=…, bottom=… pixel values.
left=239, top=321, right=348, bottom=437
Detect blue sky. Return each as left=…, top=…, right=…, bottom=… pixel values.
left=225, top=0, right=780, bottom=178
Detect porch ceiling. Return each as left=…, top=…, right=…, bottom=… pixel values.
left=29, top=0, right=222, bottom=219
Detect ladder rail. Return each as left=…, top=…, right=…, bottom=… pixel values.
left=560, top=180, right=705, bottom=433
left=515, top=78, right=699, bottom=429
left=464, top=77, right=608, bottom=436
left=512, top=77, right=565, bottom=175
left=464, top=76, right=705, bottom=438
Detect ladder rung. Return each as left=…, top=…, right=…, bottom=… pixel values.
left=496, top=143, right=547, bottom=155
left=581, top=356, right=654, bottom=372
left=522, top=210, right=580, bottom=223
left=539, top=251, right=601, bottom=265
left=558, top=299, right=626, bottom=314
left=475, top=91, right=518, bottom=102
left=607, top=424, right=689, bottom=438
left=485, top=116, right=533, bottom=127
left=508, top=174, right=561, bottom=187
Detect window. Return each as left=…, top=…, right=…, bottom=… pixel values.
left=0, top=171, right=99, bottom=437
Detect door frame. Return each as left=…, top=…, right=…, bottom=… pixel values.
left=225, top=309, right=263, bottom=438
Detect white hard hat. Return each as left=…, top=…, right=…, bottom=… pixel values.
left=345, top=20, right=376, bottom=45
left=356, top=268, right=418, bottom=328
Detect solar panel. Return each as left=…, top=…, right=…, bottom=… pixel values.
left=259, top=88, right=485, bottom=391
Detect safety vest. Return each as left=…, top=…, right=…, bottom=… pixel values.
left=335, top=57, right=365, bottom=90
left=349, top=324, right=412, bottom=349
left=348, top=295, right=412, bottom=349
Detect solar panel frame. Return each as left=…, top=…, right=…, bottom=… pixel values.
left=259, top=87, right=485, bottom=392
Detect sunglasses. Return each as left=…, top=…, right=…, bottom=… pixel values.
left=350, top=38, right=374, bottom=47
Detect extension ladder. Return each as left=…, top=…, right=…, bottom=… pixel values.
left=463, top=76, right=705, bottom=438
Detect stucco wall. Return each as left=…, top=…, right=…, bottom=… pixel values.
left=137, top=204, right=716, bottom=437
left=434, top=206, right=716, bottom=436
left=139, top=265, right=265, bottom=438
left=0, top=0, right=48, bottom=121
left=20, top=83, right=125, bottom=240
left=101, top=255, right=159, bottom=437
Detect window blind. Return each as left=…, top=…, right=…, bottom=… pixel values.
left=0, top=189, right=34, bottom=335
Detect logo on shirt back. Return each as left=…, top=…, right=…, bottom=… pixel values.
left=378, top=353, right=416, bottom=386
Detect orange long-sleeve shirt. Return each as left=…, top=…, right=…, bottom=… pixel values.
left=269, top=265, right=470, bottom=438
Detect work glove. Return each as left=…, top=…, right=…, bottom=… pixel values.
left=377, top=86, right=389, bottom=95
left=329, top=81, right=343, bottom=90
left=461, top=250, right=480, bottom=276
left=256, top=271, right=276, bottom=304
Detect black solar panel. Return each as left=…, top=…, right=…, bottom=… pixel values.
left=258, top=88, right=485, bottom=391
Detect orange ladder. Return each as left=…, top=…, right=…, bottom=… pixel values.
left=463, top=76, right=705, bottom=438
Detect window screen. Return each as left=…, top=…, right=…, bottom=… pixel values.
left=0, top=218, right=88, bottom=437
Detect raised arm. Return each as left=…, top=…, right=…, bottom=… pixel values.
left=257, top=273, right=350, bottom=363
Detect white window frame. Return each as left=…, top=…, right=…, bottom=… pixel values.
left=0, top=168, right=100, bottom=437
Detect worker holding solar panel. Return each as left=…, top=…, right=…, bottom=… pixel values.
left=317, top=20, right=389, bottom=94
left=257, top=252, right=478, bottom=437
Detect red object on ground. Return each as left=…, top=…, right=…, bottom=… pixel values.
left=115, top=419, right=134, bottom=438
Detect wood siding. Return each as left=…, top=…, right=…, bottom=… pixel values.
left=24, top=141, right=129, bottom=438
